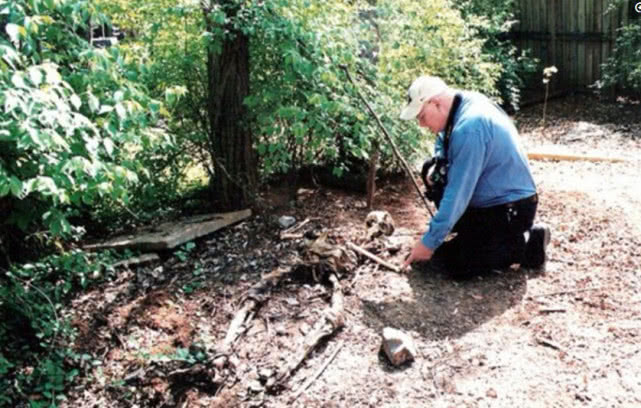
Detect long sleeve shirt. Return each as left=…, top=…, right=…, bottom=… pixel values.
left=421, top=91, right=537, bottom=250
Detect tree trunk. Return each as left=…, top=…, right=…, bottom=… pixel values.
left=204, top=7, right=256, bottom=211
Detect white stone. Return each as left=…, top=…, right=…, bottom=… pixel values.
left=278, top=215, right=296, bottom=229
left=382, top=327, right=416, bottom=366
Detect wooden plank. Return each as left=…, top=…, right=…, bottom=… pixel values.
left=548, top=0, right=556, bottom=83
left=586, top=43, right=594, bottom=86
left=84, top=209, right=252, bottom=251
left=527, top=152, right=626, bottom=163
left=528, top=0, right=534, bottom=31
left=578, top=0, right=586, bottom=86
left=595, top=0, right=603, bottom=83
left=602, top=0, right=611, bottom=65
left=594, top=0, right=603, bottom=82
left=537, top=0, right=544, bottom=32
left=585, top=0, right=594, bottom=85
left=564, top=0, right=573, bottom=88
left=562, top=0, right=570, bottom=88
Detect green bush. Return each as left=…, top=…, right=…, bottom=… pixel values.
left=454, top=0, right=538, bottom=111
left=246, top=0, right=504, bottom=179
left=95, top=0, right=507, bottom=186
left=0, top=0, right=168, bottom=241
left=0, top=250, right=116, bottom=406
left=599, top=23, right=641, bottom=96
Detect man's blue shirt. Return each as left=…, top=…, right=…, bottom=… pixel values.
left=422, top=91, right=537, bottom=250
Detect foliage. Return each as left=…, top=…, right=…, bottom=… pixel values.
left=0, top=0, right=166, bottom=239
left=0, top=250, right=116, bottom=406
left=174, top=241, right=196, bottom=262
left=454, top=0, right=538, bottom=111
left=599, top=22, right=641, bottom=96
left=94, top=0, right=508, bottom=185
left=94, top=0, right=209, bottom=221
left=246, top=0, right=504, bottom=178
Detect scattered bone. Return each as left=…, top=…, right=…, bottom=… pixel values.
left=272, top=274, right=344, bottom=389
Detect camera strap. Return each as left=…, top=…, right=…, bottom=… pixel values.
left=442, top=93, right=463, bottom=161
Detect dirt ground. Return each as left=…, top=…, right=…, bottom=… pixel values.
left=62, top=95, right=641, bottom=408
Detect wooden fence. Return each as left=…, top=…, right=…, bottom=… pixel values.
left=511, top=0, right=639, bottom=94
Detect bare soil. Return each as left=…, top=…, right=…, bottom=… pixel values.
left=63, top=95, right=641, bottom=408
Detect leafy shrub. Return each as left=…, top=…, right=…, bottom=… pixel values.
left=599, top=23, right=641, bottom=96
left=0, top=0, right=167, bottom=241
left=246, top=0, right=504, bottom=179
left=454, top=0, right=538, bottom=111
left=95, top=0, right=508, bottom=188
left=0, top=250, right=116, bottom=406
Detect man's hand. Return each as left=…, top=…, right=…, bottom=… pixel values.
left=402, top=240, right=434, bottom=271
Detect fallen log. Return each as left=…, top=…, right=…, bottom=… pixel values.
left=273, top=273, right=344, bottom=388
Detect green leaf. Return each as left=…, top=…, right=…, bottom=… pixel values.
left=9, top=177, right=22, bottom=197
left=41, top=63, right=62, bottom=84
left=5, top=24, right=25, bottom=44
left=11, top=72, right=26, bottom=89
left=28, top=67, right=43, bottom=86
left=103, top=138, right=114, bottom=156
left=0, top=183, right=10, bottom=197
left=98, top=105, right=114, bottom=115
left=88, top=93, right=100, bottom=112
left=115, top=103, right=126, bottom=119
left=70, top=94, right=81, bottom=110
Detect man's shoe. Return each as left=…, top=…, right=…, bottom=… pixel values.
left=523, top=223, right=551, bottom=268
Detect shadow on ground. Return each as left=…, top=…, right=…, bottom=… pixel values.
left=360, top=264, right=531, bottom=342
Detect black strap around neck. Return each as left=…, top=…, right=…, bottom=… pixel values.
left=443, top=93, right=462, bottom=159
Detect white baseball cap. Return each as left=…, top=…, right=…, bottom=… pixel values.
left=399, top=76, right=447, bottom=120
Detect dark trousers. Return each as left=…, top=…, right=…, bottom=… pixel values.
left=433, top=194, right=538, bottom=277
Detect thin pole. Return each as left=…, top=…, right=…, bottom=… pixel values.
left=340, top=65, right=433, bottom=216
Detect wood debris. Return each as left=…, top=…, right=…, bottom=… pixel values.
left=84, top=209, right=252, bottom=251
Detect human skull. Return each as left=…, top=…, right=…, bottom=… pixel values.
left=365, top=210, right=395, bottom=241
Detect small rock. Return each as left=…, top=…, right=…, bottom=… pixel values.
left=382, top=327, right=416, bottom=366
left=486, top=388, right=497, bottom=398
left=150, top=266, right=163, bottom=278
left=278, top=215, right=296, bottom=229
left=248, top=380, right=263, bottom=393
left=258, top=368, right=273, bottom=380
left=228, top=355, right=240, bottom=369
left=266, top=377, right=276, bottom=388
